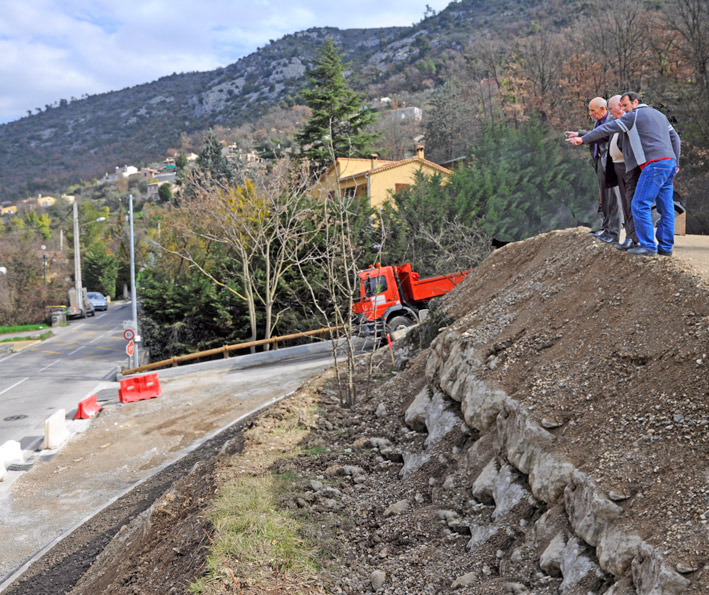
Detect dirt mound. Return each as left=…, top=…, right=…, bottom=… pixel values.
left=287, top=228, right=707, bottom=592
left=6, top=228, right=708, bottom=593
left=442, top=228, right=708, bottom=569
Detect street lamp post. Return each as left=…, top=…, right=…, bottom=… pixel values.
left=72, top=203, right=107, bottom=316
left=41, top=244, right=47, bottom=286
left=72, top=202, right=84, bottom=316
left=129, top=194, right=139, bottom=368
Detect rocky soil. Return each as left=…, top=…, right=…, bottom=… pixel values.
left=5, top=228, right=708, bottom=593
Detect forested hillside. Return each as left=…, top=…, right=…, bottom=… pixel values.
left=0, top=0, right=706, bottom=230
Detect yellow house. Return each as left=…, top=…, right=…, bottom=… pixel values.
left=16, top=195, right=56, bottom=210
left=1, top=204, right=17, bottom=215
left=318, top=146, right=452, bottom=210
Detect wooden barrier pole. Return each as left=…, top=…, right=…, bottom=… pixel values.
left=122, top=325, right=345, bottom=376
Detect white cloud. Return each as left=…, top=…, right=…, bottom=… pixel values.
left=0, top=0, right=450, bottom=124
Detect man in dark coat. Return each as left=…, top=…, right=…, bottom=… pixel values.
left=607, top=94, right=639, bottom=250
left=566, top=97, right=621, bottom=243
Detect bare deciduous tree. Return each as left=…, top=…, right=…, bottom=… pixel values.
left=165, top=160, right=317, bottom=347
left=293, top=171, right=377, bottom=407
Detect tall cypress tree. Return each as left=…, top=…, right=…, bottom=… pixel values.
left=196, top=129, right=236, bottom=184
left=297, top=38, right=377, bottom=174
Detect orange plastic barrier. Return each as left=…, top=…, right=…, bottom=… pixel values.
left=73, top=394, right=102, bottom=420
left=119, top=373, right=162, bottom=403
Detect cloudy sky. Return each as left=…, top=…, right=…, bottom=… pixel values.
left=0, top=0, right=451, bottom=124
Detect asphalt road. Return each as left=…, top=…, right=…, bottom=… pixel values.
left=0, top=303, right=131, bottom=450
left=0, top=340, right=336, bottom=588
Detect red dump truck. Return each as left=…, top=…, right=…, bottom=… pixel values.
left=352, top=262, right=470, bottom=335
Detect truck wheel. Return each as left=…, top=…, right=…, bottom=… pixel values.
left=387, top=315, right=413, bottom=334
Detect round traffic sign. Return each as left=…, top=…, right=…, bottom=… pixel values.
left=123, top=329, right=135, bottom=341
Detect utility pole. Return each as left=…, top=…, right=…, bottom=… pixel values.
left=129, top=194, right=139, bottom=368
left=73, top=201, right=84, bottom=316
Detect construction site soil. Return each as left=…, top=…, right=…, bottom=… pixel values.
left=4, top=228, right=708, bottom=594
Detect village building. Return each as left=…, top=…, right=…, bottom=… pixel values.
left=1, top=202, right=17, bottom=215
left=318, top=146, right=451, bottom=210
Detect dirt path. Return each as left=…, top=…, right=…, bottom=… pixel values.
left=673, top=234, right=709, bottom=277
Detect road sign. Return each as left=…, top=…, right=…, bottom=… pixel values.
left=123, top=329, right=135, bottom=341
left=126, top=340, right=134, bottom=357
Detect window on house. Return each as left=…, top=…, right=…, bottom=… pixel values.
left=395, top=183, right=411, bottom=193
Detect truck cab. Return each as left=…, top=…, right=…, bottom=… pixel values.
left=352, top=263, right=469, bottom=336
left=353, top=265, right=403, bottom=334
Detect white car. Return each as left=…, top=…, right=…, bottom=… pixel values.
left=87, top=292, right=108, bottom=311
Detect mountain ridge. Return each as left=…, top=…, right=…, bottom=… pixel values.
left=0, top=0, right=583, bottom=200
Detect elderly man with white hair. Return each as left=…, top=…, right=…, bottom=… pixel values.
left=566, top=97, right=621, bottom=244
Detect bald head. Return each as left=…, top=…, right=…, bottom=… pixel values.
left=588, top=97, right=608, bottom=121
left=608, top=95, right=623, bottom=119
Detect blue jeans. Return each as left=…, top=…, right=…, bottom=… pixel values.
left=631, top=159, right=676, bottom=252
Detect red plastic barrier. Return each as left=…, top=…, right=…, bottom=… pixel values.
left=137, top=373, right=162, bottom=399
left=73, top=394, right=102, bottom=420
left=119, top=373, right=162, bottom=403
left=118, top=377, right=138, bottom=403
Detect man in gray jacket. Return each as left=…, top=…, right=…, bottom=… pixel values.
left=567, top=92, right=680, bottom=256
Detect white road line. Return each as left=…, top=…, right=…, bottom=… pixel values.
left=39, top=360, right=61, bottom=372
left=89, top=335, right=104, bottom=344
left=68, top=346, right=85, bottom=355
left=0, top=377, right=29, bottom=396
left=0, top=350, right=21, bottom=363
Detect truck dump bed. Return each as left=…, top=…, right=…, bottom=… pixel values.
left=395, top=263, right=468, bottom=302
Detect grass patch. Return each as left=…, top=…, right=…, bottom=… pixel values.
left=189, top=387, right=337, bottom=594
left=190, top=474, right=322, bottom=593
left=0, top=324, right=49, bottom=335
left=0, top=331, right=53, bottom=343
left=301, top=445, right=326, bottom=456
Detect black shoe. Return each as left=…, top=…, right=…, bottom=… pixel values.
left=658, top=248, right=672, bottom=256
left=615, top=238, right=635, bottom=251
left=597, top=232, right=618, bottom=244
left=627, top=246, right=657, bottom=256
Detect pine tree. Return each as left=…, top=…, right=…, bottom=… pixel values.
left=297, top=38, right=377, bottom=174
left=196, top=129, right=235, bottom=183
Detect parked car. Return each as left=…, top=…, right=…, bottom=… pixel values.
left=87, top=292, right=108, bottom=311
